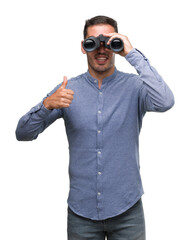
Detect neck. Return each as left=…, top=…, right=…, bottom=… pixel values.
left=88, top=66, right=115, bottom=81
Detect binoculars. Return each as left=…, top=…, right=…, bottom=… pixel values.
left=83, top=34, right=124, bottom=53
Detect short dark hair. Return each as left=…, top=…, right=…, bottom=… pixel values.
left=83, top=15, right=118, bottom=39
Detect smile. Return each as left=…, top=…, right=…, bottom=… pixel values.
left=95, top=56, right=108, bottom=64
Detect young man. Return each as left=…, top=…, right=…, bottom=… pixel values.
left=16, top=16, right=174, bottom=240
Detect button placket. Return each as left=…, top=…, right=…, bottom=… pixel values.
left=96, top=90, right=103, bottom=213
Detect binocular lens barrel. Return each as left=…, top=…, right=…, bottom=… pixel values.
left=110, top=38, right=123, bottom=52
left=83, top=39, right=96, bottom=52
left=83, top=35, right=123, bottom=52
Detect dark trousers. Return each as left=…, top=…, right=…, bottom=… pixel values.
left=67, top=198, right=146, bottom=240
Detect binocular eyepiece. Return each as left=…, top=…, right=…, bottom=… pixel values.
left=83, top=34, right=124, bottom=53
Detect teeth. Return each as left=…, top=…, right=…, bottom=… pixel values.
left=97, top=58, right=106, bottom=60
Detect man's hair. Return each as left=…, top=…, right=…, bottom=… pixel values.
left=83, top=15, right=118, bottom=39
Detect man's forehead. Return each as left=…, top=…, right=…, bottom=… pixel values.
left=86, top=24, right=115, bottom=38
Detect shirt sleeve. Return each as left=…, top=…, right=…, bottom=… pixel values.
left=125, top=48, right=175, bottom=114
left=15, top=83, right=63, bottom=141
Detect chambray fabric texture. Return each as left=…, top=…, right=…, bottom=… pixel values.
left=16, top=48, right=174, bottom=220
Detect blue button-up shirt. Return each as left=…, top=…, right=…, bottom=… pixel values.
left=16, top=48, right=174, bottom=220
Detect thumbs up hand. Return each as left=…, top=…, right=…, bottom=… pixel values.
left=43, top=76, right=74, bottom=110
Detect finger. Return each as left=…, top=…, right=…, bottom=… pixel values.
left=64, top=93, right=74, bottom=100
left=107, top=34, right=124, bottom=45
left=63, top=103, right=70, bottom=108
left=103, top=33, right=119, bottom=44
left=62, top=88, right=74, bottom=95
left=65, top=89, right=75, bottom=95
left=62, top=76, right=68, bottom=89
left=63, top=98, right=72, bottom=104
left=102, top=32, right=116, bottom=37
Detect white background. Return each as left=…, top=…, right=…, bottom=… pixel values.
left=0, top=0, right=189, bottom=239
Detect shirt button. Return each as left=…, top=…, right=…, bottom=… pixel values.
left=98, top=192, right=101, bottom=196
left=98, top=151, right=101, bottom=154
left=98, top=172, right=102, bottom=175
left=97, top=130, right=101, bottom=133
left=98, top=110, right=101, bottom=114
left=94, top=80, right=97, bottom=83
left=99, top=92, right=102, bottom=95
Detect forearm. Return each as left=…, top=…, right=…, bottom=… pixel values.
left=16, top=101, right=62, bottom=141
left=126, top=48, right=175, bottom=112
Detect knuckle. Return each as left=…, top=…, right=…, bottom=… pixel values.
left=64, top=103, right=70, bottom=108
left=63, top=98, right=71, bottom=104
left=61, top=92, right=67, bottom=97
left=62, top=89, right=67, bottom=94
left=68, top=90, right=74, bottom=95
left=67, top=95, right=73, bottom=101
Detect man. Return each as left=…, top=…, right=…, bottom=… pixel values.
left=16, top=15, right=174, bottom=240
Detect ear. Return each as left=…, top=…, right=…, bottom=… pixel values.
left=81, top=40, right=86, bottom=54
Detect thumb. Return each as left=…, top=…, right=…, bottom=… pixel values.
left=62, top=76, right=68, bottom=89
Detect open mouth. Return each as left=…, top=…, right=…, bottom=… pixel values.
left=95, top=55, right=108, bottom=64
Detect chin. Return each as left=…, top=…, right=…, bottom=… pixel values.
left=95, top=67, right=109, bottom=72
left=93, top=64, right=114, bottom=73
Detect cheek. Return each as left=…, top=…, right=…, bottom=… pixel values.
left=87, top=53, right=95, bottom=60
left=106, top=50, right=115, bottom=59
left=110, top=53, right=115, bottom=62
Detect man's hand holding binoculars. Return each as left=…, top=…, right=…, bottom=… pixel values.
left=82, top=32, right=133, bottom=56
left=43, top=76, right=74, bottom=110
left=103, top=32, right=134, bottom=56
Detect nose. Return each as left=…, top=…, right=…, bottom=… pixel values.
left=98, top=42, right=106, bottom=52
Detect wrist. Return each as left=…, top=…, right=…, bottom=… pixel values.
left=43, top=98, right=52, bottom=110
left=120, top=47, right=134, bottom=57
left=125, top=47, right=134, bottom=56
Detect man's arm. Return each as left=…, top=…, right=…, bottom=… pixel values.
left=126, top=48, right=175, bottom=113
left=16, top=77, right=74, bottom=141
left=104, top=32, right=175, bottom=113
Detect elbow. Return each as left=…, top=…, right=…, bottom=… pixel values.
left=15, top=124, right=24, bottom=141
left=15, top=128, right=37, bottom=141
left=164, top=91, right=175, bottom=111
left=15, top=117, right=30, bottom=141
left=15, top=117, right=38, bottom=141
left=167, top=95, right=175, bottom=110
left=15, top=128, right=29, bottom=141
left=15, top=121, right=28, bottom=141
left=15, top=131, right=22, bottom=141
left=163, top=87, right=175, bottom=111
left=158, top=94, right=175, bottom=112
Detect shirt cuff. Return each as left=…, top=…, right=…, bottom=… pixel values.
left=29, top=101, right=52, bottom=117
